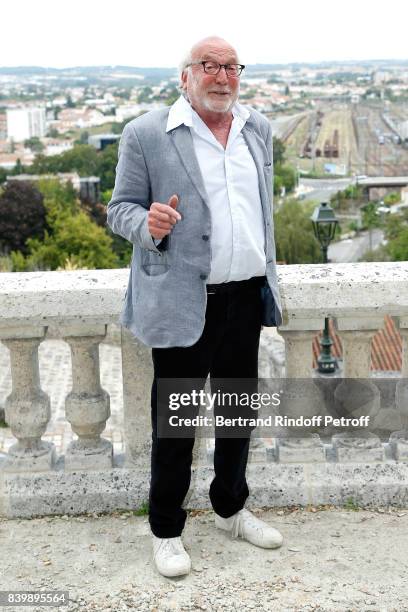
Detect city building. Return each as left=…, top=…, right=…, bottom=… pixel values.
left=6, top=107, right=47, bottom=142
left=44, top=139, right=74, bottom=156
left=88, top=134, right=120, bottom=150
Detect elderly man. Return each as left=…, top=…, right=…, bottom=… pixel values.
left=107, top=36, right=283, bottom=578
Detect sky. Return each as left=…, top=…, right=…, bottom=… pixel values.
left=1, top=0, right=407, bottom=69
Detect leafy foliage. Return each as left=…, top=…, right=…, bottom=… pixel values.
left=274, top=164, right=296, bottom=195
left=24, top=137, right=44, bottom=153
left=30, top=144, right=100, bottom=177
left=273, top=137, right=296, bottom=195
left=361, top=202, right=383, bottom=231
left=22, top=142, right=120, bottom=192
left=330, top=184, right=364, bottom=212
left=9, top=179, right=117, bottom=271
left=386, top=227, right=408, bottom=261
left=274, top=199, right=322, bottom=264
left=0, top=181, right=49, bottom=255
left=273, top=136, right=286, bottom=166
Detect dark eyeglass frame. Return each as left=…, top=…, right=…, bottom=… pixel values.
left=186, top=60, right=245, bottom=77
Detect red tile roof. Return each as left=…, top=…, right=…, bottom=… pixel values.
left=312, top=315, right=402, bottom=371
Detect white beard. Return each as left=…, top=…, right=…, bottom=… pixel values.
left=201, top=93, right=237, bottom=113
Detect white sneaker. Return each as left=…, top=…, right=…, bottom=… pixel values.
left=215, top=508, right=283, bottom=549
left=152, top=534, right=191, bottom=577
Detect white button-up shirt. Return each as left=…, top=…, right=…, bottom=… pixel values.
left=166, top=95, right=266, bottom=284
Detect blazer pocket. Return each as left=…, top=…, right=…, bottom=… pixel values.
left=141, top=249, right=170, bottom=276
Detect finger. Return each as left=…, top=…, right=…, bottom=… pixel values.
left=151, top=202, right=181, bottom=222
left=167, top=194, right=179, bottom=209
left=148, top=221, right=171, bottom=239
left=151, top=210, right=178, bottom=224
left=167, top=194, right=182, bottom=220
left=154, top=220, right=173, bottom=230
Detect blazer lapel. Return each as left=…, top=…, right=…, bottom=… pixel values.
left=169, top=126, right=209, bottom=206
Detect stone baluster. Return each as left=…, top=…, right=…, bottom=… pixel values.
left=276, top=327, right=326, bottom=462
left=0, top=326, right=55, bottom=473
left=389, top=318, right=408, bottom=460
left=120, top=327, right=210, bottom=470
left=250, top=329, right=286, bottom=461
left=332, top=318, right=383, bottom=462
left=63, top=325, right=112, bottom=470
left=121, top=327, right=153, bottom=468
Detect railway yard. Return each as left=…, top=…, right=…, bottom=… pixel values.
left=274, top=102, right=408, bottom=177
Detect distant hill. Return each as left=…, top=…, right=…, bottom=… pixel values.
left=1, top=59, right=408, bottom=76
left=1, top=60, right=407, bottom=87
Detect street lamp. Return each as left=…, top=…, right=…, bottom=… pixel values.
left=311, top=202, right=339, bottom=374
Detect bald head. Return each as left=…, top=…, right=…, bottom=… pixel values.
left=190, top=36, right=239, bottom=63
left=179, top=36, right=239, bottom=76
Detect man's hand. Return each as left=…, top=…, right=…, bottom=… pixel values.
left=148, top=195, right=181, bottom=240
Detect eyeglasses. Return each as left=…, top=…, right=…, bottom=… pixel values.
left=187, top=61, right=245, bottom=77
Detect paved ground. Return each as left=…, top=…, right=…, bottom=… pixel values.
left=298, top=178, right=354, bottom=203
left=2, top=336, right=407, bottom=610
left=328, top=229, right=384, bottom=263
left=1, top=506, right=408, bottom=612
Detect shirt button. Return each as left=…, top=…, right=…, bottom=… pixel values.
left=202, top=234, right=209, bottom=241
left=200, top=274, right=207, bottom=280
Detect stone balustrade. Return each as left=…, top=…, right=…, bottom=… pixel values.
left=0, top=262, right=408, bottom=518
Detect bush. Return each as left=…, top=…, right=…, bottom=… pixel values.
left=275, top=199, right=322, bottom=264
left=9, top=180, right=118, bottom=271
left=0, top=181, right=49, bottom=255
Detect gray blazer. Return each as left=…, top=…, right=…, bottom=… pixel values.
left=107, top=104, right=282, bottom=348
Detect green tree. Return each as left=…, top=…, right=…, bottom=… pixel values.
left=99, top=143, right=118, bottom=191
left=386, top=227, right=408, bottom=261
left=165, top=87, right=181, bottom=106
left=66, top=94, right=75, bottom=108
left=274, top=164, right=296, bottom=195
left=361, top=202, right=383, bottom=253
left=31, top=145, right=100, bottom=176
left=381, top=209, right=408, bottom=261
left=383, top=192, right=400, bottom=205
left=330, top=184, right=364, bottom=213
left=10, top=180, right=117, bottom=271
left=10, top=158, right=24, bottom=175
left=78, top=130, right=90, bottom=145
left=37, top=178, right=78, bottom=226
left=274, top=199, right=322, bottom=264
left=361, top=202, right=381, bottom=230
left=47, top=127, right=60, bottom=138
left=12, top=210, right=116, bottom=270
left=137, top=86, right=153, bottom=104
left=273, top=137, right=286, bottom=166
left=0, top=181, right=49, bottom=255
left=24, top=137, right=45, bottom=153
left=385, top=210, right=408, bottom=241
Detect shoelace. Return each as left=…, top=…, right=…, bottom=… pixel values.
left=231, top=509, right=263, bottom=539
left=155, top=537, right=184, bottom=559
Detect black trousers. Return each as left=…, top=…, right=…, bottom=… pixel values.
left=149, top=277, right=263, bottom=538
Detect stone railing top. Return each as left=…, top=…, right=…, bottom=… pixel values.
left=0, top=269, right=128, bottom=328
left=0, top=262, right=408, bottom=329
left=278, top=261, right=408, bottom=328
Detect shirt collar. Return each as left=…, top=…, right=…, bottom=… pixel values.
left=166, top=94, right=250, bottom=133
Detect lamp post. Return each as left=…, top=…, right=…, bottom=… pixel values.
left=311, top=201, right=339, bottom=374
